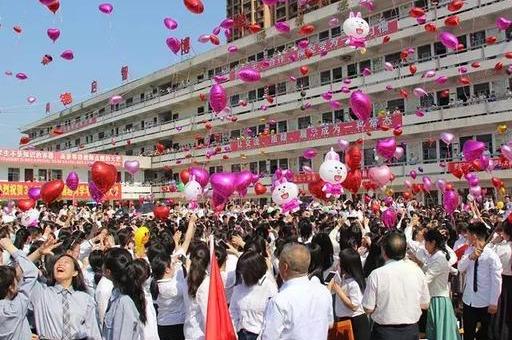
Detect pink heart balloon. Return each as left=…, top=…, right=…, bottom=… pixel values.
left=60, top=50, right=74, bottom=60
left=166, top=37, right=181, bottom=54
left=368, top=165, right=393, bottom=187
left=164, top=17, right=178, bottom=30
left=501, top=144, right=512, bottom=161
left=462, top=140, right=485, bottom=162
left=375, top=138, right=397, bottom=160
left=47, top=28, right=60, bottom=42
left=124, top=160, right=140, bottom=175
left=338, top=139, right=349, bottom=151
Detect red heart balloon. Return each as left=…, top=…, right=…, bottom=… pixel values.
left=305, top=49, right=314, bottom=58
left=156, top=143, right=165, bottom=153
left=382, top=36, right=391, bottom=43
left=308, top=178, right=328, bottom=200
left=403, top=192, right=412, bottom=200
left=41, top=180, right=64, bottom=204
left=91, top=161, right=117, bottom=194
left=180, top=169, right=190, bottom=184
left=248, top=24, right=262, bottom=33
left=153, top=205, right=170, bottom=220
left=343, top=169, right=362, bottom=194
left=18, top=199, right=35, bottom=212
left=183, top=0, right=204, bottom=14
left=447, top=0, right=463, bottom=11
left=47, top=0, right=60, bottom=14
left=492, top=177, right=504, bottom=188
left=450, top=167, right=464, bottom=179
left=424, top=23, right=437, bottom=32
left=299, top=66, right=309, bottom=76
left=409, top=64, right=417, bottom=75
left=254, top=182, right=267, bottom=195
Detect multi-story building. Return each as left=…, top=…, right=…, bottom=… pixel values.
left=19, top=0, right=512, bottom=206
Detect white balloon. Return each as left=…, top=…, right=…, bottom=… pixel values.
left=343, top=12, right=370, bottom=39
left=319, top=148, right=348, bottom=185
left=272, top=180, right=299, bottom=206
left=184, top=177, right=203, bottom=202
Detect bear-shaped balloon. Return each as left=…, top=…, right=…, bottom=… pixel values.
left=272, top=178, right=302, bottom=214
left=184, top=175, right=203, bottom=210
left=343, top=12, right=370, bottom=49
left=319, top=148, right=348, bottom=198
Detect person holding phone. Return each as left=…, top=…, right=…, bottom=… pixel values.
left=328, top=248, right=370, bottom=340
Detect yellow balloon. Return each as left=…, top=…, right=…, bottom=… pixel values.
left=134, top=226, right=150, bottom=258
left=359, top=48, right=367, bottom=55
left=385, top=188, right=394, bottom=196
left=497, top=123, right=507, bottom=134
left=496, top=201, right=504, bottom=210
left=499, top=186, right=506, bottom=197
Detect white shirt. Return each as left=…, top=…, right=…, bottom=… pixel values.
left=334, top=277, right=365, bottom=318
left=229, top=275, right=278, bottom=334
left=182, top=275, right=210, bottom=340
left=156, top=267, right=186, bottom=326
left=94, top=276, right=113, bottom=326
left=362, top=259, right=430, bottom=325
left=489, top=240, right=512, bottom=276
left=423, top=250, right=451, bottom=298
left=143, top=280, right=159, bottom=340
left=259, top=276, right=334, bottom=340
left=458, top=246, right=503, bottom=307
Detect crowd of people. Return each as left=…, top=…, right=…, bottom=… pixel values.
left=0, top=197, right=511, bottom=340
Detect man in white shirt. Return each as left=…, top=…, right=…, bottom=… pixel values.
left=362, top=231, right=430, bottom=340
left=259, top=243, right=333, bottom=339
left=458, top=222, right=502, bottom=340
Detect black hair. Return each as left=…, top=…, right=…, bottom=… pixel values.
left=339, top=222, right=363, bottom=250
left=298, top=219, right=313, bottom=242
left=103, top=248, right=147, bottom=324
left=117, top=228, right=133, bottom=248
left=89, top=250, right=104, bottom=285
left=311, top=233, right=334, bottom=272
left=424, top=229, right=450, bottom=262
left=502, top=220, right=512, bottom=239
left=47, top=254, right=87, bottom=292
left=244, top=236, right=268, bottom=258
left=382, top=231, right=406, bottom=261
left=307, top=242, right=324, bottom=284
left=339, top=248, right=366, bottom=292
left=467, top=222, right=489, bottom=240
left=187, top=243, right=210, bottom=298
left=13, top=228, right=30, bottom=250
left=235, top=251, right=267, bottom=286
left=215, top=244, right=227, bottom=268
left=0, top=266, right=16, bottom=299
left=150, top=254, right=172, bottom=300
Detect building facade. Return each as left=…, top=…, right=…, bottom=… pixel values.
left=19, top=0, right=512, bottom=205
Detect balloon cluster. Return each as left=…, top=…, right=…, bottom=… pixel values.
left=211, top=171, right=260, bottom=212
left=183, top=167, right=209, bottom=210
left=319, top=148, right=348, bottom=198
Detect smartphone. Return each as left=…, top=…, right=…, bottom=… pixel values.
left=324, top=271, right=337, bottom=284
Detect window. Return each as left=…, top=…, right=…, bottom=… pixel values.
left=51, top=170, right=63, bottom=180
left=320, top=70, right=331, bottom=85
left=470, top=31, right=486, bottom=47
left=248, top=90, right=257, bottom=101
left=231, top=164, right=241, bottom=172
left=322, top=112, right=333, bottom=124
left=507, top=27, right=512, bottom=40
left=296, top=76, right=309, bottom=89
left=436, top=90, right=449, bottom=106
left=331, top=26, right=341, bottom=37
left=126, top=97, right=133, bottom=106
left=476, top=134, right=492, bottom=153
left=414, top=0, right=427, bottom=8
left=257, top=87, right=265, bottom=99
left=270, top=160, right=278, bottom=174
left=473, top=83, right=490, bottom=97
left=277, top=82, right=287, bottom=95
left=74, top=138, right=80, bottom=146
left=249, top=162, right=258, bottom=174
left=298, top=156, right=312, bottom=171
left=278, top=121, right=288, bottom=133
left=359, top=60, right=371, bottom=73
left=334, top=110, right=344, bottom=122
left=457, top=86, right=470, bottom=102
left=417, top=44, right=431, bottom=61
left=420, top=94, right=435, bottom=108
left=347, top=63, right=357, bottom=77
left=440, top=141, right=453, bottom=160
left=197, top=106, right=205, bottom=114
left=125, top=150, right=133, bottom=156
left=230, top=130, right=240, bottom=139
left=457, top=35, right=467, bottom=50
left=298, top=116, right=311, bottom=129
left=38, top=169, right=47, bottom=181
left=279, top=158, right=288, bottom=170
left=384, top=52, right=401, bottom=65
left=332, top=67, right=342, bottom=81
left=434, top=42, right=446, bottom=56
left=382, top=7, right=398, bottom=19
left=422, top=141, right=437, bottom=161
left=319, top=30, right=329, bottom=41
left=387, top=98, right=405, bottom=112
left=363, top=148, right=376, bottom=166
left=7, top=168, right=19, bottom=182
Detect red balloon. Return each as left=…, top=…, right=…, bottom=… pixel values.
left=299, top=66, right=309, bottom=76
left=445, top=183, right=454, bottom=191
left=254, top=182, right=267, bottom=195
left=18, top=199, right=35, bottom=212
left=444, top=16, right=460, bottom=26
left=153, top=205, right=170, bottom=220
left=47, top=0, right=60, bottom=13
left=486, top=36, right=497, bottom=44
left=308, top=178, right=328, bottom=200
left=183, top=0, right=204, bottom=14
left=345, top=144, right=362, bottom=170
left=403, top=191, right=412, bottom=200
left=492, top=177, right=504, bottom=188
left=19, top=136, right=31, bottom=145
left=299, top=24, right=315, bottom=35
left=450, top=167, right=464, bottom=179
left=371, top=202, right=381, bottom=213
left=180, top=169, right=190, bottom=184
left=409, top=7, right=425, bottom=17
left=91, top=161, right=117, bottom=194
left=505, top=52, right=512, bottom=59
left=447, top=0, right=464, bottom=11
left=409, top=64, right=417, bottom=75
left=343, top=169, right=362, bottom=194
left=41, top=180, right=64, bottom=204
left=156, top=143, right=165, bottom=153
left=248, top=24, right=262, bottom=33
left=424, top=23, right=437, bottom=32
left=209, top=34, right=220, bottom=45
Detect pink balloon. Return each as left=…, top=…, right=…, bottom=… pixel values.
left=47, top=28, right=60, bottom=42
left=361, top=68, right=372, bottom=76
left=27, top=96, right=37, bottom=104
left=66, top=171, right=79, bottom=191
left=124, top=160, right=140, bottom=175
left=303, top=148, right=317, bottom=160
left=88, top=181, right=104, bottom=203
left=16, top=73, right=28, bottom=80
left=60, top=50, right=74, bottom=60
left=501, top=144, right=512, bottom=161
left=470, top=186, right=482, bottom=199
left=435, top=75, right=448, bottom=84
left=329, top=100, right=342, bottom=110
left=413, top=87, right=427, bottom=98
left=462, top=140, right=486, bottom=162
left=164, top=18, right=178, bottom=30
left=322, top=91, right=333, bottom=101
left=438, top=31, right=459, bottom=50
left=234, top=171, right=256, bottom=197
left=209, top=84, right=227, bottom=113
left=436, top=179, right=447, bottom=192
left=340, top=86, right=351, bottom=93
left=393, top=146, right=404, bottom=160
left=496, top=17, right=512, bottom=30
left=212, top=26, right=221, bottom=35
left=28, top=187, right=41, bottom=201
left=443, top=190, right=459, bottom=215
left=303, top=166, right=313, bottom=172
left=238, top=67, right=261, bottom=82
left=166, top=37, right=181, bottom=54
left=384, top=196, right=394, bottom=207
left=404, top=179, right=412, bottom=188
left=220, top=18, right=234, bottom=29
left=39, top=0, right=55, bottom=5
left=110, top=95, right=123, bottom=105
left=384, top=62, right=394, bottom=71
left=349, top=91, right=372, bottom=121
left=338, top=139, right=349, bottom=151
left=198, top=34, right=211, bottom=43
left=275, top=21, right=290, bottom=33
left=188, top=167, right=209, bottom=188
left=329, top=17, right=340, bottom=27
left=467, top=174, right=480, bottom=187
left=262, top=0, right=279, bottom=4
left=99, top=3, right=113, bottom=14
left=422, top=177, right=432, bottom=192
left=440, top=132, right=455, bottom=145
left=382, top=208, right=397, bottom=229
left=297, top=39, right=309, bottom=49
left=227, top=45, right=238, bottom=53
left=423, top=70, right=436, bottom=78
left=375, top=138, right=397, bottom=160
left=368, top=165, right=393, bottom=187
left=210, top=172, right=236, bottom=199
left=409, top=170, right=417, bottom=179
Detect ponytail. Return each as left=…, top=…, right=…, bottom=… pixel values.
left=150, top=255, right=171, bottom=300
left=424, top=229, right=450, bottom=262
left=187, top=243, right=210, bottom=298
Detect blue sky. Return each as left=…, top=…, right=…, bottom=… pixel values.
left=0, top=0, right=224, bottom=147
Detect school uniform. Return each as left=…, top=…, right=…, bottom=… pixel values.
left=102, top=288, right=144, bottom=340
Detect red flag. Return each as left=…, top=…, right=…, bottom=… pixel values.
left=121, top=66, right=129, bottom=81
left=91, top=81, right=98, bottom=94
left=454, top=243, right=469, bottom=261
left=181, top=37, right=190, bottom=55
left=206, top=241, right=236, bottom=340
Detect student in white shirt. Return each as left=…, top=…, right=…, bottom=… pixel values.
left=423, top=229, right=460, bottom=340
left=489, top=220, right=512, bottom=340
left=229, top=251, right=278, bottom=340
left=362, top=231, right=430, bottom=340
left=260, top=243, right=334, bottom=340
left=458, top=222, right=502, bottom=340
left=133, top=259, right=159, bottom=340
left=328, top=248, right=370, bottom=340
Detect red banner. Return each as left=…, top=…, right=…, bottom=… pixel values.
left=230, top=114, right=402, bottom=152
left=293, top=172, right=321, bottom=184
left=228, top=20, right=398, bottom=78
left=0, top=149, right=123, bottom=167
left=447, top=157, right=512, bottom=173
left=61, top=117, right=97, bottom=134
left=0, top=182, right=121, bottom=201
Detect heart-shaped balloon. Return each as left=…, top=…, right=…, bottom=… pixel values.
left=28, top=187, right=41, bottom=201
left=440, top=132, right=455, bottom=145
left=210, top=172, right=236, bottom=199
left=188, top=167, right=209, bottom=188
left=502, top=144, right=512, bottom=161
left=91, top=161, right=117, bottom=194
left=462, top=140, right=486, bottom=162
left=153, top=205, right=170, bottom=220
left=338, top=139, right=350, bottom=151
left=376, top=138, right=397, bottom=160
left=308, top=178, right=328, bottom=200
left=18, top=199, right=35, bottom=212
left=166, top=37, right=181, bottom=54
left=124, top=160, right=140, bottom=175
left=234, top=171, right=255, bottom=197
left=368, top=165, right=393, bottom=187
left=47, top=28, right=60, bottom=42
left=41, top=180, right=64, bottom=204
left=342, top=169, right=362, bottom=194
left=254, top=182, right=267, bottom=195
left=382, top=208, right=397, bottom=229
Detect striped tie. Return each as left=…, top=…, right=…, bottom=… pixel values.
left=62, top=289, right=72, bottom=340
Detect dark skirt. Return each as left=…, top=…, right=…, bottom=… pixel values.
left=489, top=275, right=512, bottom=340
left=157, top=324, right=185, bottom=340
left=337, top=314, right=371, bottom=340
